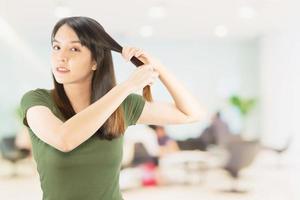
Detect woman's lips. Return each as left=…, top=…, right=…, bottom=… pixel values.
left=56, top=67, right=70, bottom=74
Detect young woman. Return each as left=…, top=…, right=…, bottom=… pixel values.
left=20, top=16, right=203, bottom=200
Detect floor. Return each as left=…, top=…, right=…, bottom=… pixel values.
left=0, top=151, right=298, bottom=200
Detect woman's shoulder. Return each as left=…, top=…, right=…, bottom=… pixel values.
left=21, top=88, right=52, bottom=106
left=30, top=88, right=51, bottom=94
left=22, top=88, right=51, bottom=97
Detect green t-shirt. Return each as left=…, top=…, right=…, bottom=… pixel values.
left=20, top=88, right=145, bottom=200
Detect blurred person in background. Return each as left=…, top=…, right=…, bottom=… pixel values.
left=20, top=16, right=203, bottom=200
left=148, top=125, right=179, bottom=156
left=199, top=111, right=233, bottom=148
left=176, top=112, right=234, bottom=151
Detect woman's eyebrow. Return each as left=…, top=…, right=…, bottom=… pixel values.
left=52, top=39, right=81, bottom=44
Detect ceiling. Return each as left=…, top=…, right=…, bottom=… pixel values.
left=0, top=0, right=299, bottom=44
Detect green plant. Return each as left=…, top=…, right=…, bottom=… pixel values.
left=229, top=95, right=256, bottom=117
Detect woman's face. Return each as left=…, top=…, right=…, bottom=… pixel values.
left=51, top=24, right=96, bottom=84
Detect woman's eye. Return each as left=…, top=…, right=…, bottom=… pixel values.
left=52, top=45, right=60, bottom=50
left=71, top=47, right=80, bottom=52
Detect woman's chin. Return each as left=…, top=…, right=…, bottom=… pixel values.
left=54, top=77, right=68, bottom=84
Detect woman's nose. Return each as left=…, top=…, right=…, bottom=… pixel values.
left=57, top=49, right=69, bottom=62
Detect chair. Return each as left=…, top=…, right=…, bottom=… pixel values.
left=0, top=136, right=30, bottom=177
left=262, top=135, right=292, bottom=167
left=176, top=138, right=207, bottom=151
left=222, top=140, right=260, bottom=193
left=131, top=142, right=158, bottom=167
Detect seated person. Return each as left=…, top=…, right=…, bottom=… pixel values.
left=177, top=112, right=238, bottom=151
left=200, top=111, right=233, bottom=147
left=148, top=125, right=179, bottom=156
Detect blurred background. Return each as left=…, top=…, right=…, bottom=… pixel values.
left=0, top=0, right=299, bottom=199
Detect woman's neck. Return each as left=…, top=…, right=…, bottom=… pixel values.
left=63, top=80, right=92, bottom=113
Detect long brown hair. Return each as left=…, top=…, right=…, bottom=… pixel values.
left=51, top=16, right=152, bottom=140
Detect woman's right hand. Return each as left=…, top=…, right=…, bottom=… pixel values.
left=124, top=64, right=160, bottom=92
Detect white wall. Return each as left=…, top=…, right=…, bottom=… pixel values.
left=259, top=28, right=300, bottom=152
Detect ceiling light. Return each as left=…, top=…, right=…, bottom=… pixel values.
left=54, top=6, right=72, bottom=18
left=238, top=6, right=257, bottom=19
left=148, top=6, right=166, bottom=19
left=214, top=25, right=228, bottom=38
left=139, top=25, right=153, bottom=38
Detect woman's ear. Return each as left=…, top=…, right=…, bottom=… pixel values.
left=91, top=62, right=97, bottom=71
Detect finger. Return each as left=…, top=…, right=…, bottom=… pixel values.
left=126, top=49, right=134, bottom=62
left=123, top=47, right=139, bottom=62
left=147, top=65, right=155, bottom=71
left=128, top=48, right=138, bottom=61
left=134, top=49, right=144, bottom=57
left=148, top=82, right=154, bottom=87
left=122, top=47, right=131, bottom=61
left=131, top=49, right=144, bottom=62
left=142, top=64, right=153, bottom=70
left=151, top=75, right=158, bottom=81
left=121, top=47, right=126, bottom=56
left=127, top=52, right=135, bottom=62
left=153, top=71, right=159, bottom=77
left=122, top=46, right=130, bottom=56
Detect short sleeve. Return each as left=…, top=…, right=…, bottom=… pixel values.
left=20, top=89, right=52, bottom=128
left=123, top=93, right=146, bottom=126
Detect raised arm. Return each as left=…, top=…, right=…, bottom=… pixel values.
left=23, top=64, right=158, bottom=153
left=122, top=47, right=206, bottom=125
left=136, top=65, right=205, bottom=125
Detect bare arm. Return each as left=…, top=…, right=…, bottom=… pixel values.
left=26, top=64, right=157, bottom=153
left=137, top=65, right=205, bottom=125
left=122, top=47, right=205, bottom=125
left=156, top=65, right=204, bottom=121
left=26, top=82, right=132, bottom=152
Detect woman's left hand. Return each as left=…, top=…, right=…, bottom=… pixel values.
left=122, top=46, right=163, bottom=74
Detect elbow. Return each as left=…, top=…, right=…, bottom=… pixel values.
left=185, top=115, right=201, bottom=123
left=58, top=144, right=73, bottom=153
left=56, top=131, right=74, bottom=153
left=181, top=106, right=207, bottom=124
left=59, top=137, right=75, bottom=153
left=47, top=127, right=74, bottom=153
left=55, top=140, right=73, bottom=153
left=192, top=108, right=208, bottom=122
left=185, top=112, right=206, bottom=123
